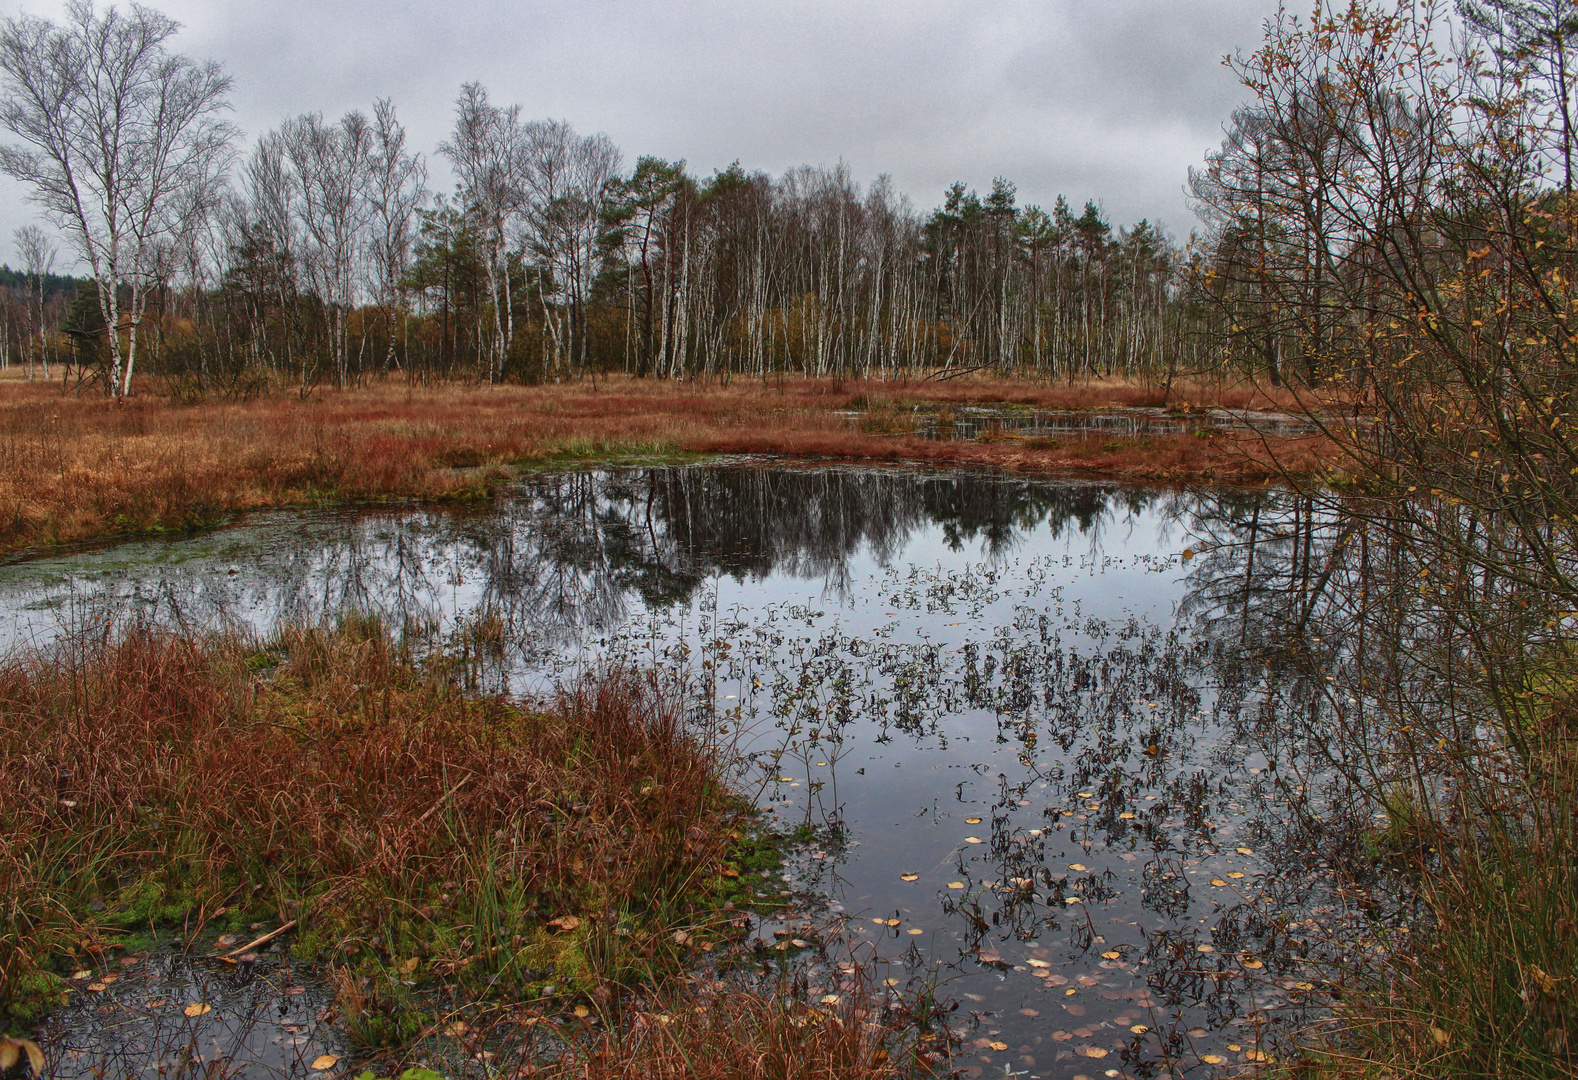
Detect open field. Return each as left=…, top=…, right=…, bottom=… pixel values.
left=0, top=373, right=1335, bottom=556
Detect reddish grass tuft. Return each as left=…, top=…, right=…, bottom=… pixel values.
left=0, top=617, right=745, bottom=1023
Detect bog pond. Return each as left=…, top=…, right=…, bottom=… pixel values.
left=7, top=462, right=1370, bottom=1080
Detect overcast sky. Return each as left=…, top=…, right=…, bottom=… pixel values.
left=0, top=0, right=1277, bottom=269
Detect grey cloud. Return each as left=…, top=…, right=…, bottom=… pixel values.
left=0, top=0, right=1274, bottom=265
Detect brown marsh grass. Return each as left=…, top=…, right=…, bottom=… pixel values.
left=0, top=617, right=754, bottom=1033
left=0, top=372, right=1335, bottom=556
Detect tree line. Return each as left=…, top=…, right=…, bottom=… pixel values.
left=0, top=4, right=1213, bottom=396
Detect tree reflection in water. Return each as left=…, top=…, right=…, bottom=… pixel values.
left=1, top=465, right=1406, bottom=1077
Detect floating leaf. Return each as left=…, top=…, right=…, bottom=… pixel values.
left=790, top=938, right=810, bottom=947
left=899, top=873, right=919, bottom=882
left=1077, top=792, right=1094, bottom=798
left=820, top=994, right=840, bottom=1005
left=183, top=1003, right=211, bottom=1018
left=1295, top=981, right=1316, bottom=991
left=1065, top=896, right=1083, bottom=904
left=1245, top=1049, right=1273, bottom=1062
left=988, top=1041, right=1008, bottom=1051
left=1119, top=811, right=1135, bottom=819
left=1196, top=944, right=1215, bottom=953
left=1131, top=1024, right=1149, bottom=1033
left=1020, top=1008, right=1040, bottom=1017
left=947, top=881, right=965, bottom=889
left=964, top=836, right=982, bottom=844
left=1236, top=847, right=1253, bottom=856
left=1226, top=1044, right=1243, bottom=1052
left=883, top=978, right=898, bottom=987
left=1069, top=863, right=1088, bottom=872
left=1243, top=959, right=1264, bottom=970
left=1026, top=959, right=1050, bottom=968
left=965, top=817, right=982, bottom=824
left=87, top=983, right=107, bottom=992
left=1101, top=951, right=1121, bottom=960
left=884, top=919, right=900, bottom=927
left=907, top=927, right=924, bottom=935
left=1227, top=871, right=1246, bottom=879
left=310, top=1055, right=339, bottom=1071
left=1201, top=1053, right=1224, bottom=1064
left=1077, top=1046, right=1108, bottom=1058
left=1210, top=878, right=1228, bottom=887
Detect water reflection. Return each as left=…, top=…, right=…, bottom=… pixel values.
left=3, top=465, right=1371, bottom=1079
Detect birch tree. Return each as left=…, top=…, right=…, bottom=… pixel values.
left=13, top=223, right=54, bottom=381
left=0, top=1, right=236, bottom=397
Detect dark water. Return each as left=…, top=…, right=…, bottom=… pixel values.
left=842, top=404, right=1324, bottom=441
left=8, top=464, right=1361, bottom=1079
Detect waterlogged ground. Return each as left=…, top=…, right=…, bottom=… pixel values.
left=5, top=464, right=1364, bottom=1079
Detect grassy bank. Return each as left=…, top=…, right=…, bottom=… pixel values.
left=0, top=373, right=1333, bottom=556
left=0, top=620, right=778, bottom=1034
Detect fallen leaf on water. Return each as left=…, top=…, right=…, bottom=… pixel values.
left=1077, top=1046, right=1108, bottom=1058
left=87, top=983, right=107, bottom=993
left=1243, top=959, right=1264, bottom=970
left=947, top=881, right=965, bottom=889
left=1244, top=1049, right=1273, bottom=1062
left=1020, top=1008, right=1039, bottom=1017
left=1065, top=988, right=1078, bottom=997
left=1119, top=811, right=1135, bottom=819
left=1100, top=951, right=1120, bottom=960
left=988, top=1041, right=1008, bottom=1051
left=573, top=1005, right=590, bottom=1018
left=907, top=928, right=924, bottom=935
left=883, top=979, right=899, bottom=987
left=1201, top=1054, right=1224, bottom=1064
left=1131, top=1024, right=1149, bottom=1033
left=1069, top=863, right=1088, bottom=872
left=820, top=994, right=840, bottom=1005
left=1052, top=1030, right=1072, bottom=1041
left=899, top=873, right=919, bottom=882
left=1026, top=959, right=1050, bottom=968
left=1295, top=981, right=1316, bottom=991
left=965, top=817, right=982, bottom=824
left=1227, top=871, right=1246, bottom=879
left=884, top=919, right=900, bottom=927
left=790, top=939, right=810, bottom=947
left=1210, top=879, right=1228, bottom=887
left=964, top=836, right=982, bottom=844
left=1196, top=944, right=1215, bottom=953
left=310, top=1056, right=338, bottom=1071
left=1236, top=847, right=1253, bottom=856
left=1077, top=792, right=1094, bottom=798
left=183, top=1003, right=210, bottom=1018
left=1227, top=1043, right=1243, bottom=1052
